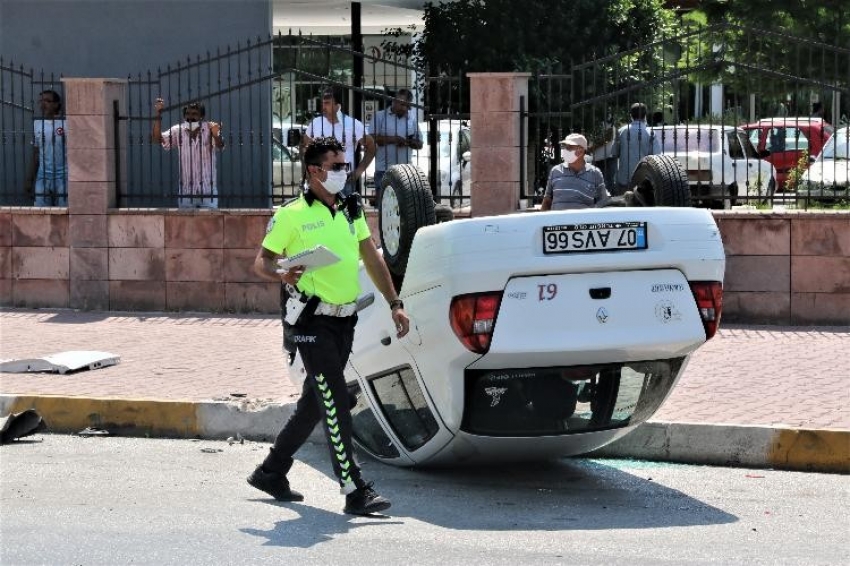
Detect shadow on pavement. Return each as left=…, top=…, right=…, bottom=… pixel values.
left=241, top=448, right=736, bottom=548
left=386, top=458, right=738, bottom=531
left=241, top=501, right=403, bottom=548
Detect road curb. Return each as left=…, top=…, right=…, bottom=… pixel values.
left=0, top=395, right=298, bottom=442
left=2, top=395, right=847, bottom=473
left=590, top=421, right=850, bottom=474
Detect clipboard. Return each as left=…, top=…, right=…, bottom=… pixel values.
left=276, top=245, right=341, bottom=273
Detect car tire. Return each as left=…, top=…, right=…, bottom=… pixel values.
left=629, top=154, right=692, bottom=207
left=762, top=177, right=776, bottom=206
left=379, top=164, right=436, bottom=277
left=709, top=184, right=735, bottom=210
left=435, top=203, right=454, bottom=223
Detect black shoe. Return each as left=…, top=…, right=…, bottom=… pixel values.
left=247, top=466, right=304, bottom=502
left=344, top=481, right=391, bottom=515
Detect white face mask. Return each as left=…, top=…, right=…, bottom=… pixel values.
left=184, top=121, right=201, bottom=132
left=322, top=169, right=348, bottom=195
left=562, top=150, right=578, bottom=164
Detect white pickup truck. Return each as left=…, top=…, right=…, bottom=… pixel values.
left=290, top=157, right=726, bottom=467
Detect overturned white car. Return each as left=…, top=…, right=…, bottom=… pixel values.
left=290, top=157, right=725, bottom=466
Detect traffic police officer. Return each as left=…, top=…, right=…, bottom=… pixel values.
left=247, top=136, right=409, bottom=516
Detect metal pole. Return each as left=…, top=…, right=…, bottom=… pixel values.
left=351, top=2, right=363, bottom=122
left=113, top=99, right=121, bottom=206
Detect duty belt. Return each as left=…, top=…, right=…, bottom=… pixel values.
left=287, top=284, right=356, bottom=318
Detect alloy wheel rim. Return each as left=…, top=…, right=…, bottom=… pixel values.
left=381, top=185, right=401, bottom=256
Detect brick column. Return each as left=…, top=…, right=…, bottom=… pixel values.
left=468, top=72, right=530, bottom=217
left=62, top=78, right=127, bottom=310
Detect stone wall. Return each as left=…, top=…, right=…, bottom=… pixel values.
left=716, top=211, right=849, bottom=325
left=1, top=207, right=848, bottom=324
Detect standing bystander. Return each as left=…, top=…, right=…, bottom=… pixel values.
left=369, top=88, right=422, bottom=204
left=247, top=136, right=409, bottom=516
left=612, top=102, right=661, bottom=195
left=151, top=98, right=225, bottom=208
left=25, top=90, right=67, bottom=206
left=302, top=88, right=376, bottom=198
left=541, top=133, right=609, bottom=210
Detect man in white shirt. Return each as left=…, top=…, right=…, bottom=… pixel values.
left=151, top=98, right=225, bottom=208
left=369, top=88, right=422, bottom=203
left=302, top=88, right=376, bottom=198
left=25, top=90, right=67, bottom=206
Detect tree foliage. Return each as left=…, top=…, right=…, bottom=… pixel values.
left=404, top=0, right=676, bottom=75
left=685, top=0, right=850, bottom=113
left=698, top=0, right=850, bottom=49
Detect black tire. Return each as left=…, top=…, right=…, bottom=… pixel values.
left=709, top=184, right=735, bottom=210
left=435, top=203, right=454, bottom=223
left=629, top=154, right=692, bottom=207
left=762, top=178, right=776, bottom=206
left=379, top=164, right=436, bottom=276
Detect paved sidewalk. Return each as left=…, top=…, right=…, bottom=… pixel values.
left=1, top=309, right=848, bottom=472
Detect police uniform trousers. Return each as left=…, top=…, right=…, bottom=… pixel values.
left=262, top=313, right=362, bottom=490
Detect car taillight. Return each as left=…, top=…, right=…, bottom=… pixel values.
left=689, top=281, right=723, bottom=340
left=449, top=291, right=503, bottom=354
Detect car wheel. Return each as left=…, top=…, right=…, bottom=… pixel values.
left=629, top=154, right=692, bottom=207
left=709, top=184, right=735, bottom=210
left=435, top=203, right=454, bottom=223
left=762, top=177, right=776, bottom=206
left=379, top=164, right=436, bottom=277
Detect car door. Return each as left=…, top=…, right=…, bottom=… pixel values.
left=740, top=130, right=773, bottom=197
left=726, top=130, right=760, bottom=197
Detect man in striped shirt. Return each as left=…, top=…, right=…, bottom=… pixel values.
left=541, top=133, right=609, bottom=211
left=152, top=98, right=225, bottom=208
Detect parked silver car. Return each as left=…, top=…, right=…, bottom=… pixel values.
left=272, top=139, right=303, bottom=199
left=799, top=126, right=849, bottom=201
left=651, top=125, right=776, bottom=208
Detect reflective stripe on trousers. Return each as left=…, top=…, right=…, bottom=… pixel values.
left=262, top=314, right=360, bottom=492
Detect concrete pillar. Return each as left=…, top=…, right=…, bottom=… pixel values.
left=468, top=72, right=530, bottom=217
left=62, top=78, right=127, bottom=310
left=710, top=83, right=724, bottom=118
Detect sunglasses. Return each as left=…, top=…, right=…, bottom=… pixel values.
left=322, top=162, right=351, bottom=173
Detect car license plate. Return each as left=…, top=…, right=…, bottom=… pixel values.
left=543, top=221, right=648, bottom=254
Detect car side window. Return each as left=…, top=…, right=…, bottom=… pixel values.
left=748, top=129, right=761, bottom=148
left=727, top=132, right=744, bottom=159
left=786, top=127, right=809, bottom=151
left=739, top=132, right=759, bottom=159
left=767, top=128, right=786, bottom=152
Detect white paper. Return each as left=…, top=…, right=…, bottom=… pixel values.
left=276, top=245, right=341, bottom=273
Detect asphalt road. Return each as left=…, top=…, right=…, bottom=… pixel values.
left=2, top=435, right=847, bottom=566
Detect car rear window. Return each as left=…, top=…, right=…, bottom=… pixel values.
left=462, top=359, right=685, bottom=436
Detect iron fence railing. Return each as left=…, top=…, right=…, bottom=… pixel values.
left=0, top=60, right=66, bottom=206
left=4, top=25, right=848, bottom=212
left=115, top=31, right=470, bottom=209
left=523, top=22, right=850, bottom=210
